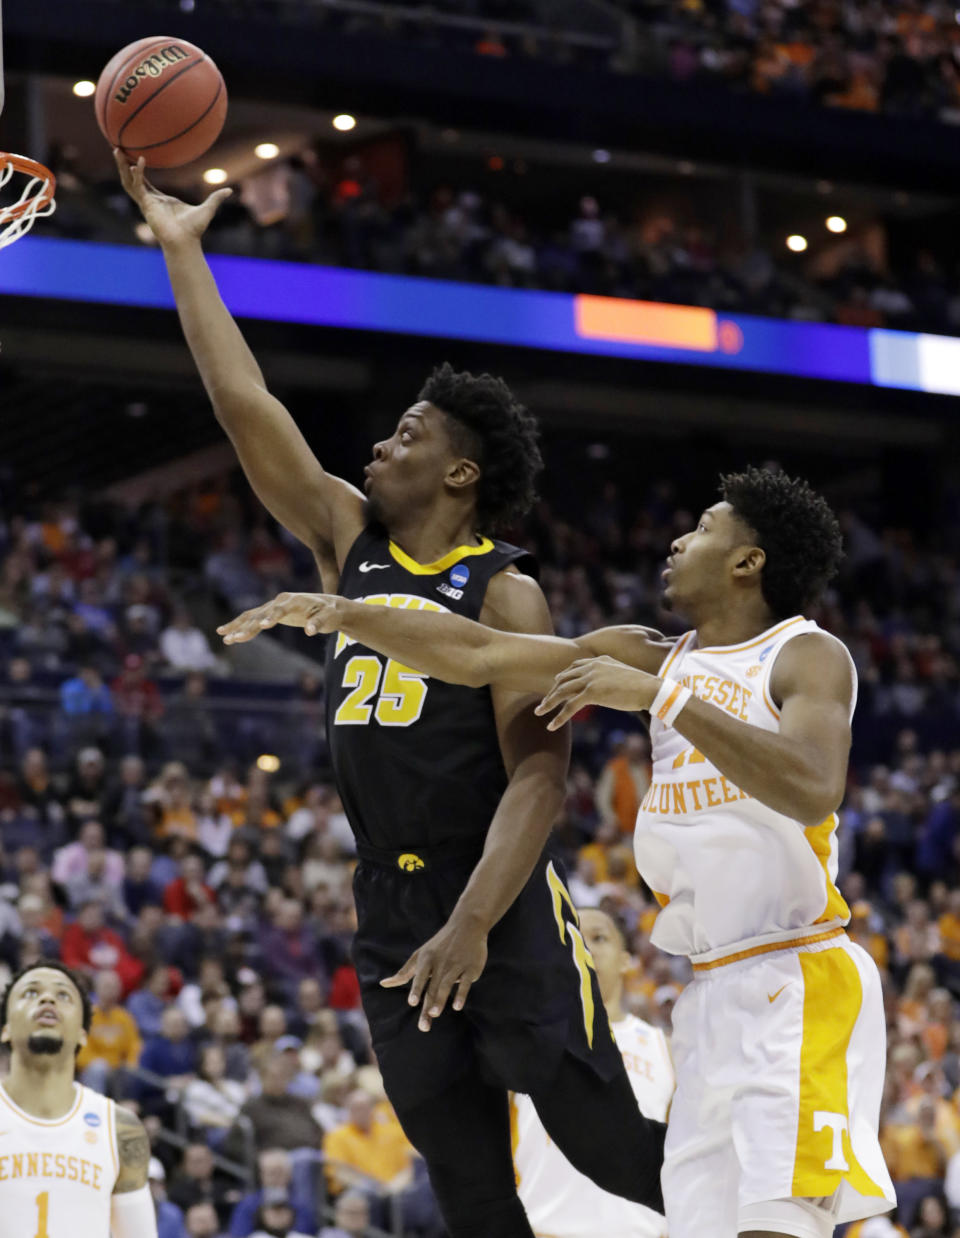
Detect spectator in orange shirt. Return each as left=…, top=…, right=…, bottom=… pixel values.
left=76, top=968, right=142, bottom=1095
left=594, top=733, right=651, bottom=835
left=323, top=1088, right=413, bottom=1202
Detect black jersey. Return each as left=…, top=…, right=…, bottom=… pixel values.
left=325, top=523, right=536, bottom=852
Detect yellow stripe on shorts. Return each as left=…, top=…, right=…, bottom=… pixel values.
left=792, top=946, right=886, bottom=1199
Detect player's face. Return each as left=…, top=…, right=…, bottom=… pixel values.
left=1, top=968, right=86, bottom=1061
left=578, top=909, right=629, bottom=1005
left=662, top=502, right=756, bottom=617
left=364, top=402, right=470, bottom=527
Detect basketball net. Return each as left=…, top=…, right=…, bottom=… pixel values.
left=0, top=152, right=56, bottom=249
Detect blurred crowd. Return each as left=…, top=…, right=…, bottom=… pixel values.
left=153, top=0, right=960, bottom=121
left=44, top=143, right=960, bottom=340
left=1, top=461, right=960, bottom=1235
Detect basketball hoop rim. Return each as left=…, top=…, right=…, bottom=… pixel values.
left=0, top=151, right=57, bottom=218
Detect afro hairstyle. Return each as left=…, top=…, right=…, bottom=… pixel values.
left=719, top=465, right=843, bottom=618
left=419, top=363, right=542, bottom=533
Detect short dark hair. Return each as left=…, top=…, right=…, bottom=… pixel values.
left=720, top=466, right=843, bottom=618
left=0, top=960, right=92, bottom=1035
left=419, top=363, right=542, bottom=532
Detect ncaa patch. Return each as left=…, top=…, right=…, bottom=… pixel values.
left=449, top=564, right=470, bottom=589
left=83, top=1112, right=101, bottom=1127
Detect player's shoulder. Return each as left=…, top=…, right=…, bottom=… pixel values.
left=770, top=625, right=855, bottom=698
left=481, top=564, right=552, bottom=635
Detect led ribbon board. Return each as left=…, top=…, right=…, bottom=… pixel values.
left=2, top=237, right=957, bottom=396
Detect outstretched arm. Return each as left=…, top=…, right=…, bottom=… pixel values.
left=217, top=591, right=674, bottom=689
left=537, top=632, right=853, bottom=827
left=116, top=153, right=364, bottom=566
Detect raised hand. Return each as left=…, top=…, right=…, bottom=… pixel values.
left=534, top=655, right=660, bottom=730
left=217, top=592, right=344, bottom=645
left=114, top=149, right=231, bottom=247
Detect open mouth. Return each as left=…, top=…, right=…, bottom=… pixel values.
left=34, top=1012, right=59, bottom=1026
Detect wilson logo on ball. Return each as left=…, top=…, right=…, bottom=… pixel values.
left=113, top=46, right=190, bottom=105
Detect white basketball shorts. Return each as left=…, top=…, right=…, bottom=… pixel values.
left=663, top=929, right=896, bottom=1238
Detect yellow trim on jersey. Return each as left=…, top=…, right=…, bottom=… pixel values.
left=508, top=1094, right=521, bottom=1187
left=106, top=1097, right=119, bottom=1184
left=806, top=815, right=852, bottom=925
left=0, top=1083, right=83, bottom=1126
left=697, top=615, right=805, bottom=656
left=691, top=926, right=844, bottom=972
left=387, top=537, right=495, bottom=575
left=657, top=631, right=693, bottom=680
left=792, top=946, right=887, bottom=1199
left=651, top=889, right=671, bottom=908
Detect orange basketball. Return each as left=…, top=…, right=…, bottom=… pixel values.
left=95, top=37, right=227, bottom=169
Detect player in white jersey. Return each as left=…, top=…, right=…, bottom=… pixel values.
left=512, top=908, right=674, bottom=1238
left=0, top=960, right=157, bottom=1238
left=218, top=465, right=897, bottom=1238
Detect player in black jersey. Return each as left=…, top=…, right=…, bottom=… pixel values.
left=119, top=155, right=665, bottom=1238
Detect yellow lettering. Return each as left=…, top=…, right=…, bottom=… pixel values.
left=740, top=786, right=750, bottom=801
left=11, top=1153, right=22, bottom=1179
left=0, top=1156, right=7, bottom=1181
left=720, top=776, right=740, bottom=804
left=658, top=784, right=671, bottom=813
left=692, top=675, right=705, bottom=698
left=703, top=675, right=719, bottom=702
left=726, top=684, right=740, bottom=716
left=687, top=780, right=703, bottom=810
left=28, top=1153, right=38, bottom=1177
left=569, top=924, right=597, bottom=1048
left=672, top=749, right=687, bottom=770
left=672, top=784, right=687, bottom=814
left=80, top=1158, right=90, bottom=1185
left=739, top=688, right=752, bottom=721
left=93, top=1163, right=102, bottom=1190
left=703, top=778, right=721, bottom=808
left=546, top=860, right=577, bottom=944
left=67, top=1155, right=78, bottom=1181
left=55, top=1153, right=66, bottom=1179
left=640, top=784, right=655, bottom=812
left=714, top=679, right=731, bottom=707
left=41, top=1152, right=52, bottom=1178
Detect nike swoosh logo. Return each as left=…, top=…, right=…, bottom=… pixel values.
left=768, top=984, right=788, bottom=1003
left=358, top=562, right=390, bottom=573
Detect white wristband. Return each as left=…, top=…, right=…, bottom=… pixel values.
left=650, top=679, right=692, bottom=727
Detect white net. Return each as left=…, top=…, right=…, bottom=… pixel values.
left=0, top=154, right=56, bottom=249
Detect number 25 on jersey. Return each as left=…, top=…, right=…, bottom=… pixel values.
left=334, top=657, right=428, bottom=728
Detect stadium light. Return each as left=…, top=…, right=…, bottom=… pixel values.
left=333, top=114, right=357, bottom=131
left=203, top=168, right=228, bottom=185
left=73, top=80, right=96, bottom=98
left=257, top=754, right=281, bottom=773
left=255, top=143, right=280, bottom=160
left=826, top=216, right=847, bottom=234
left=786, top=234, right=808, bottom=253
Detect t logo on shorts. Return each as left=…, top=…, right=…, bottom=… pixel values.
left=813, top=1111, right=850, bottom=1171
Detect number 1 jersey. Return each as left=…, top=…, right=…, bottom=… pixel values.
left=326, top=523, right=536, bottom=851
left=0, top=1083, right=119, bottom=1238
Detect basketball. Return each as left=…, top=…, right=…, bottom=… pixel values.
left=94, top=36, right=227, bottom=169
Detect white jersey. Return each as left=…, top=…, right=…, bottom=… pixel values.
left=512, top=1014, right=674, bottom=1238
left=0, top=1082, right=119, bottom=1238
left=637, top=615, right=856, bottom=959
